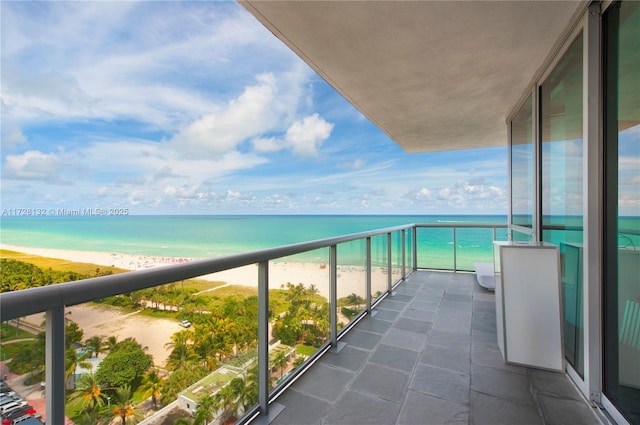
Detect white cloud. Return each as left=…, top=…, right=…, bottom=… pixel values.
left=169, top=74, right=279, bottom=158
left=3, top=150, right=68, bottom=182
left=252, top=113, right=334, bottom=157
left=285, top=113, right=333, bottom=157
left=0, top=121, right=26, bottom=150
left=252, top=137, right=282, bottom=153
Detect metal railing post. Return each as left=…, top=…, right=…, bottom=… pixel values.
left=387, top=233, right=393, bottom=294
left=412, top=226, right=418, bottom=270
left=257, top=261, right=269, bottom=415
left=46, top=306, right=65, bottom=425
left=366, top=238, right=372, bottom=306
left=366, top=237, right=374, bottom=316
left=452, top=226, right=458, bottom=272
left=401, top=229, right=406, bottom=279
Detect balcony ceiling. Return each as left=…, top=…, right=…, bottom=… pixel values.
left=240, top=1, right=586, bottom=153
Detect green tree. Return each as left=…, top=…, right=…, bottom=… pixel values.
left=104, top=336, right=119, bottom=353
left=85, top=335, right=107, bottom=358
left=273, top=351, right=288, bottom=379
left=111, top=384, right=142, bottom=425
left=138, top=370, right=163, bottom=409
left=68, top=371, right=106, bottom=413
left=213, top=384, right=237, bottom=425
left=66, top=319, right=84, bottom=348
left=346, top=293, right=364, bottom=309
left=66, top=347, right=92, bottom=387
left=194, top=393, right=216, bottom=425
left=160, top=363, right=207, bottom=404
left=95, top=343, right=152, bottom=389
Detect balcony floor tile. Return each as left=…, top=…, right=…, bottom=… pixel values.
left=351, top=363, right=410, bottom=403
left=470, top=390, right=543, bottom=425
left=397, top=390, right=469, bottom=425
left=340, top=328, right=382, bottom=350
left=381, top=327, right=427, bottom=352
left=318, top=345, right=369, bottom=372
left=369, top=343, right=419, bottom=373
left=420, top=343, right=471, bottom=375
left=287, top=362, right=355, bottom=403
left=322, top=390, right=401, bottom=425
left=265, top=270, right=601, bottom=425
left=270, top=389, right=331, bottom=425
left=411, top=363, right=470, bottom=405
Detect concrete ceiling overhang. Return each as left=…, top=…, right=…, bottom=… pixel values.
left=240, top=0, right=586, bottom=153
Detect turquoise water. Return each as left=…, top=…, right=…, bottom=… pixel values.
left=3, top=215, right=637, bottom=270
left=0, top=215, right=507, bottom=265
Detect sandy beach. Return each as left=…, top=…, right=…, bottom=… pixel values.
left=2, top=243, right=402, bottom=367
left=1, top=243, right=400, bottom=300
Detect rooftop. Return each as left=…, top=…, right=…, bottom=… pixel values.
left=266, top=270, right=601, bottom=425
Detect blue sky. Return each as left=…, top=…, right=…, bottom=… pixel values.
left=1, top=1, right=508, bottom=215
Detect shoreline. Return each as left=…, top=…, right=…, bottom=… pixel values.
left=1, top=243, right=400, bottom=301
left=1, top=244, right=400, bottom=367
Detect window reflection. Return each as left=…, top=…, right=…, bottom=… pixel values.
left=511, top=94, right=534, bottom=229
left=540, top=33, right=584, bottom=377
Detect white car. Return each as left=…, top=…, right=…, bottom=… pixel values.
left=179, top=320, right=191, bottom=328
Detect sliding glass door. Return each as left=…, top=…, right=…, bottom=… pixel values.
left=540, top=33, right=584, bottom=377
left=603, top=2, right=640, bottom=424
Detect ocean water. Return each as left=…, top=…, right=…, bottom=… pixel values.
left=0, top=215, right=508, bottom=268
left=3, top=214, right=638, bottom=270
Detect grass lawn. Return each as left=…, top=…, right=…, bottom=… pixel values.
left=1, top=249, right=126, bottom=275
left=1, top=322, right=36, bottom=341
left=1, top=249, right=240, bottom=294
left=296, top=345, right=317, bottom=357
left=0, top=340, right=34, bottom=361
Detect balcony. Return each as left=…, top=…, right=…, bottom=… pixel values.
left=265, top=270, right=600, bottom=425
left=0, top=223, right=602, bottom=425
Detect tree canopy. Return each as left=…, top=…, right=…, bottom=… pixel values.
left=95, top=340, right=152, bottom=389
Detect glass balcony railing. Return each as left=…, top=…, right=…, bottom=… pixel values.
left=0, top=222, right=506, bottom=425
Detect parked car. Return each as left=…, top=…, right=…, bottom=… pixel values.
left=179, top=320, right=191, bottom=328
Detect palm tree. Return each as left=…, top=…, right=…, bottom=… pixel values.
left=195, top=393, right=216, bottom=425
left=112, top=384, right=142, bottom=425
left=346, top=293, right=364, bottom=309
left=273, top=351, right=288, bottom=379
left=68, top=371, right=106, bottom=413
left=65, top=346, right=92, bottom=387
left=74, top=408, right=103, bottom=425
left=138, top=369, right=163, bottom=408
left=194, top=326, right=217, bottom=371
left=85, top=335, right=106, bottom=358
left=104, top=335, right=119, bottom=353
left=213, top=384, right=237, bottom=425
left=165, top=329, right=196, bottom=371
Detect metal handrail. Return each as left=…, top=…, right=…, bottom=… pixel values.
left=0, top=223, right=412, bottom=321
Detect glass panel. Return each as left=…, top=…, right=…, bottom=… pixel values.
left=269, top=250, right=329, bottom=389
left=540, top=32, right=584, bottom=377
left=2, top=315, right=45, bottom=421
left=511, top=94, right=535, bottom=228
left=371, top=235, right=388, bottom=300
left=391, top=231, right=403, bottom=283
left=604, top=2, right=640, bottom=423
left=336, top=240, right=367, bottom=330
left=416, top=227, right=454, bottom=270
left=406, top=228, right=414, bottom=271
left=456, top=227, right=499, bottom=271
